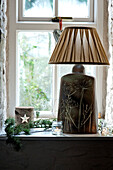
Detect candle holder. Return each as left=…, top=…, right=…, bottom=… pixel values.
left=52, top=121, right=63, bottom=135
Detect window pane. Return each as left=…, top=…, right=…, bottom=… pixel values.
left=58, top=0, right=89, bottom=18
left=18, top=32, right=55, bottom=112
left=23, top=0, right=53, bottom=17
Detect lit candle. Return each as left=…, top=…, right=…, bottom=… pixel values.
left=52, top=121, right=62, bottom=135
left=54, top=127, right=61, bottom=132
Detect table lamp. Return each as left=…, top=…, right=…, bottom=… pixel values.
left=49, top=27, right=109, bottom=134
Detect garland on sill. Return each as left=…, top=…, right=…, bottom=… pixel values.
left=5, top=118, right=56, bottom=151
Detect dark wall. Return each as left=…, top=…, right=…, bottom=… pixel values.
left=0, top=137, right=113, bottom=170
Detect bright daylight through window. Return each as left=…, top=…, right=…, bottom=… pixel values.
left=23, top=0, right=89, bottom=18
left=18, top=32, right=55, bottom=112
left=17, top=0, right=94, bottom=118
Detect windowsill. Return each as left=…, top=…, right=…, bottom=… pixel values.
left=0, top=129, right=113, bottom=140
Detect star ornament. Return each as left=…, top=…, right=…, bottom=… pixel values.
left=20, top=114, right=30, bottom=123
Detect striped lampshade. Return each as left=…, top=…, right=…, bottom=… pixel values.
left=49, top=27, right=109, bottom=65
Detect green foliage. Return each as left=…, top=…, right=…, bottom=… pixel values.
left=23, top=129, right=30, bottom=135
left=5, top=118, right=22, bottom=151
left=36, top=111, right=40, bottom=118
left=33, top=118, right=56, bottom=128
left=5, top=118, right=15, bottom=126
left=25, top=0, right=53, bottom=10
left=25, top=0, right=37, bottom=10
left=78, top=0, right=87, bottom=3
left=49, top=0, right=53, bottom=9
left=18, top=33, right=52, bottom=111
left=5, top=118, right=31, bottom=151
left=5, top=118, right=56, bottom=151
left=98, top=119, right=104, bottom=133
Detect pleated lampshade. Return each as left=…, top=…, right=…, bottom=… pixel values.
left=49, top=27, right=109, bottom=65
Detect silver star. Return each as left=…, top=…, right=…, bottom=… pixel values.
left=20, top=114, right=30, bottom=123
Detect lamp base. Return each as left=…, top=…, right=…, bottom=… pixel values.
left=58, top=65, right=97, bottom=134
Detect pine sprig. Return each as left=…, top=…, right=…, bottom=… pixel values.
left=5, top=118, right=56, bottom=151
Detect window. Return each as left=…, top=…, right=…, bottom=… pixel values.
left=8, top=0, right=103, bottom=118
left=18, top=0, right=94, bottom=21
left=18, top=32, right=55, bottom=112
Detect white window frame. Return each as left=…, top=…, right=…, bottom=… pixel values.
left=8, top=0, right=104, bottom=118
left=18, top=0, right=94, bottom=22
